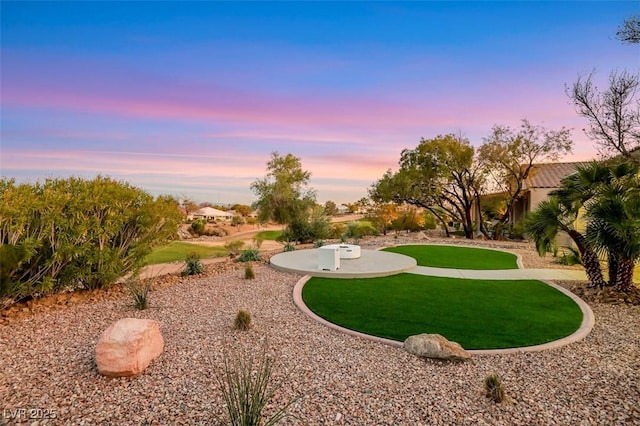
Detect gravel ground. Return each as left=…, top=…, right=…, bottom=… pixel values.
left=1, top=236, right=639, bottom=425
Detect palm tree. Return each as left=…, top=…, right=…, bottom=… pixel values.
left=582, top=162, right=640, bottom=290
left=525, top=198, right=606, bottom=288
left=527, top=160, right=639, bottom=290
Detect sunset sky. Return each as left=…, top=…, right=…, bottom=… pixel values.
left=1, top=2, right=638, bottom=205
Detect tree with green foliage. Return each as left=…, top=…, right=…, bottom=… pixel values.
left=479, top=119, right=573, bottom=228
left=232, top=204, right=252, bottom=217
left=323, top=200, right=339, bottom=216
left=0, top=176, right=182, bottom=305
left=371, top=134, right=484, bottom=239
left=251, top=152, right=325, bottom=243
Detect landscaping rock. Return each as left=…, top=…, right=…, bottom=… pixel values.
left=95, top=318, right=164, bottom=377
left=403, top=333, right=471, bottom=361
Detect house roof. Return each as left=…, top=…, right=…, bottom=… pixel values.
left=194, top=206, right=234, bottom=217
left=526, top=161, right=591, bottom=189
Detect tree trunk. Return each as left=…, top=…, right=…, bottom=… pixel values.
left=607, top=252, right=620, bottom=287
left=614, top=258, right=635, bottom=292
left=567, top=230, right=606, bottom=288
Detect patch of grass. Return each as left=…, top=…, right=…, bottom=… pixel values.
left=145, top=242, right=227, bottom=265
left=255, top=230, right=283, bottom=241
left=383, top=245, right=518, bottom=270
left=234, top=310, right=252, bottom=330
left=302, top=274, right=582, bottom=350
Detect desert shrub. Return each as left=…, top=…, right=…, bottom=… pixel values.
left=253, top=236, right=264, bottom=249
left=345, top=220, right=377, bottom=240
left=234, top=310, right=252, bottom=330
left=125, top=279, right=151, bottom=310
left=391, top=208, right=423, bottom=232
left=283, top=242, right=296, bottom=252
left=224, top=240, right=245, bottom=256
left=190, top=219, right=207, bottom=236
left=423, top=212, right=437, bottom=230
left=244, top=263, right=255, bottom=280
left=204, top=227, right=227, bottom=237
left=182, top=252, right=205, bottom=276
left=231, top=215, right=245, bottom=230
left=555, top=247, right=582, bottom=266
left=237, top=248, right=261, bottom=262
left=246, top=217, right=257, bottom=225
left=484, top=373, right=505, bottom=403
left=215, top=343, right=298, bottom=426
left=313, top=240, right=324, bottom=248
left=510, top=220, right=526, bottom=240
left=328, top=223, right=346, bottom=239
left=0, top=177, right=181, bottom=304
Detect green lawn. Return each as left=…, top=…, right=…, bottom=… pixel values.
left=144, top=242, right=228, bottom=265
left=255, top=230, right=283, bottom=240
left=302, top=274, right=582, bottom=350
left=383, top=245, right=519, bottom=269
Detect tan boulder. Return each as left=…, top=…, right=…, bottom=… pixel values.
left=403, top=333, right=471, bottom=361
left=95, top=318, right=164, bottom=377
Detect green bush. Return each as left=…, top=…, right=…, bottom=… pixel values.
left=237, top=248, right=261, bottom=262
left=313, top=240, right=324, bottom=248
left=283, top=242, right=296, bottom=252
left=190, top=219, right=207, bottom=236
left=555, top=247, right=582, bottom=266
left=182, top=252, right=205, bottom=276
left=423, top=212, right=437, bottom=230
left=0, top=176, right=182, bottom=304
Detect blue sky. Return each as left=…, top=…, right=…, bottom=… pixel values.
left=1, top=1, right=638, bottom=204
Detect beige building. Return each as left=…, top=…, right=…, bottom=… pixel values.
left=510, top=161, right=590, bottom=224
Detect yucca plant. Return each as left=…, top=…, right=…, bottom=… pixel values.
left=216, top=344, right=298, bottom=426
left=238, top=248, right=261, bottom=262
left=182, top=251, right=204, bottom=276
left=125, top=279, right=151, bottom=310
left=283, top=242, right=295, bottom=252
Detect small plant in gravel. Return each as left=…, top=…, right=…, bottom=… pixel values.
left=215, top=343, right=299, bottom=426
left=245, top=263, right=256, bottom=280
left=225, top=240, right=245, bottom=256
left=555, top=247, right=582, bottom=266
left=182, top=251, right=205, bottom=276
left=313, top=240, right=324, bottom=248
left=237, top=248, right=261, bottom=262
left=234, top=310, right=252, bottom=330
left=484, top=373, right=506, bottom=403
left=283, top=242, right=296, bottom=252
left=253, top=236, right=264, bottom=249
left=125, top=279, right=151, bottom=310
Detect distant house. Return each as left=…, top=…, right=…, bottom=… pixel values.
left=189, top=206, right=234, bottom=221
left=510, top=161, right=591, bottom=224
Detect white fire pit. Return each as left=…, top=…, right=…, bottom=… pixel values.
left=324, top=244, right=361, bottom=259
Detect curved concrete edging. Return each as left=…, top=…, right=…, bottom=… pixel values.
left=293, top=274, right=595, bottom=356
